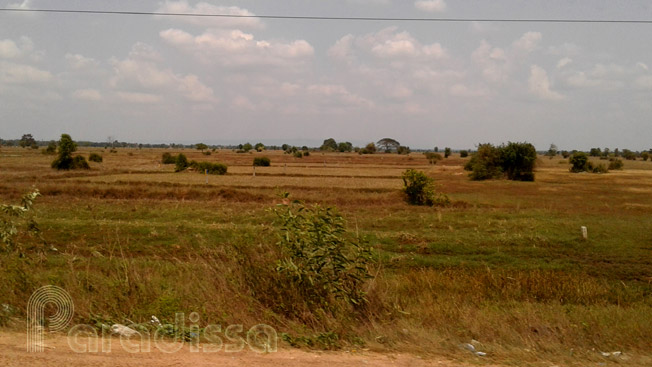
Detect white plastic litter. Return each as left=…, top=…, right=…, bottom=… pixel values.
left=110, top=324, right=138, bottom=337
left=463, top=343, right=487, bottom=356
left=150, top=315, right=161, bottom=326
left=601, top=351, right=622, bottom=357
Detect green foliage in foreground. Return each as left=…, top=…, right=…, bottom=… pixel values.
left=273, top=196, right=374, bottom=312
left=0, top=189, right=41, bottom=253
left=401, top=169, right=450, bottom=206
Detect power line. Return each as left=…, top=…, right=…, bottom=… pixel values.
left=1, top=7, right=652, bottom=24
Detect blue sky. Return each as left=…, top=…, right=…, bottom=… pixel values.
left=1, top=0, right=652, bottom=150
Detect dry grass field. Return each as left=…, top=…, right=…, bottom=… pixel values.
left=1, top=146, right=652, bottom=365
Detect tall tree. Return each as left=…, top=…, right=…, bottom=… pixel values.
left=376, top=138, right=400, bottom=152
left=320, top=138, right=338, bottom=151
left=19, top=134, right=36, bottom=148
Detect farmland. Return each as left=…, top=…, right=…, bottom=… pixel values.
left=1, top=146, right=652, bottom=365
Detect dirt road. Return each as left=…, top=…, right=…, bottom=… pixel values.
left=0, top=332, right=463, bottom=367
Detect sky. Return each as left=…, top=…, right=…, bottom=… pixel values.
left=1, top=0, right=652, bottom=150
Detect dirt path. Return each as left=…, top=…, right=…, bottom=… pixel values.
left=0, top=332, right=464, bottom=367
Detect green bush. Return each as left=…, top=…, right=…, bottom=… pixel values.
left=293, top=151, right=303, bottom=158
left=460, top=150, right=469, bottom=158
left=72, top=155, right=90, bottom=170
left=88, top=153, right=103, bottom=163
left=162, top=152, right=176, bottom=164
left=444, top=147, right=452, bottom=158
left=500, top=142, right=537, bottom=181
left=1, top=189, right=41, bottom=253
left=253, top=157, right=271, bottom=167
left=465, top=142, right=536, bottom=181
left=465, top=144, right=503, bottom=180
left=641, top=152, right=649, bottom=161
left=608, top=158, right=624, bottom=170
left=424, top=152, right=442, bottom=165
left=569, top=152, right=590, bottom=173
left=401, top=169, right=449, bottom=206
left=42, top=141, right=56, bottom=155
left=190, top=161, right=227, bottom=175
left=591, top=163, right=608, bottom=173
left=175, top=153, right=189, bottom=172
left=51, top=134, right=87, bottom=170
left=303, top=151, right=310, bottom=157
left=273, top=198, right=373, bottom=312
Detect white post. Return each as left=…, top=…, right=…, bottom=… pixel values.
left=581, top=226, right=588, bottom=240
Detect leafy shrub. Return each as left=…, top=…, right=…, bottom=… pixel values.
left=359, top=142, right=377, bottom=154
left=591, top=163, right=608, bottom=173
left=51, top=134, right=88, bottom=170
left=72, top=155, right=90, bottom=169
left=42, top=141, right=56, bottom=155
left=1, top=189, right=41, bottom=253
left=424, top=152, right=442, bottom=165
left=561, top=150, right=570, bottom=158
left=608, top=158, right=624, bottom=170
left=293, top=151, right=303, bottom=158
left=500, top=142, right=537, bottom=181
left=460, top=150, right=469, bottom=158
left=444, top=147, right=451, bottom=158
left=641, top=152, right=649, bottom=161
left=303, top=151, right=310, bottom=157
left=88, top=153, right=103, bottom=163
left=175, top=153, right=189, bottom=172
left=401, top=169, right=449, bottom=206
left=569, top=152, right=590, bottom=172
left=397, top=146, right=410, bottom=155
left=253, top=157, right=271, bottom=167
left=190, top=161, right=227, bottom=175
left=465, top=143, right=503, bottom=180
left=465, top=142, right=536, bottom=181
left=273, top=198, right=373, bottom=312
left=162, top=152, right=174, bottom=164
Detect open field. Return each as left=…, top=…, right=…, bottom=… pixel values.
left=1, top=146, right=652, bottom=365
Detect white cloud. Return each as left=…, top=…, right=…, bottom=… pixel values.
left=529, top=65, right=563, bottom=100
left=0, top=61, right=52, bottom=84
left=0, top=36, right=35, bottom=59
left=556, top=57, right=572, bottom=69
left=414, top=0, right=447, bottom=13
left=110, top=43, right=216, bottom=103
left=636, top=62, right=649, bottom=71
left=116, top=92, right=161, bottom=104
left=65, top=53, right=99, bottom=70
left=0, top=40, right=21, bottom=59
left=513, top=32, right=542, bottom=52
left=449, top=83, right=486, bottom=98
left=307, top=84, right=374, bottom=108
left=72, top=89, right=102, bottom=101
left=156, top=1, right=262, bottom=29
left=472, top=40, right=508, bottom=83
left=160, top=28, right=314, bottom=67
left=332, top=27, right=448, bottom=62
